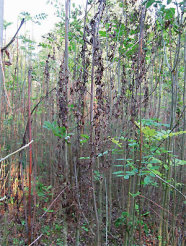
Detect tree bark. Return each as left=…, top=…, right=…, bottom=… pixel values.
left=0, top=0, right=4, bottom=115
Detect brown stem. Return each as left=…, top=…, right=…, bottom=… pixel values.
left=28, top=68, right=32, bottom=244
left=1, top=18, right=25, bottom=52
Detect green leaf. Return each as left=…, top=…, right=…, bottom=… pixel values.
left=155, top=130, right=186, bottom=141
left=144, top=176, right=152, bottom=185
left=119, top=2, right=124, bottom=7
left=167, top=0, right=172, bottom=4
left=126, top=168, right=138, bottom=176
left=43, top=208, right=54, bottom=212
left=143, top=126, right=156, bottom=137
left=149, top=157, right=161, bottom=164
left=81, top=134, right=89, bottom=139
left=163, top=164, right=169, bottom=170
left=129, top=191, right=140, bottom=198
left=113, top=171, right=124, bottom=175
left=43, top=121, right=67, bottom=138
left=79, top=157, right=90, bottom=160
left=80, top=139, right=88, bottom=144
left=174, top=158, right=186, bottom=166
left=98, top=150, right=108, bottom=157
left=146, top=0, right=156, bottom=8
left=109, top=137, right=122, bottom=147
left=165, top=8, right=175, bottom=20
left=128, top=142, right=138, bottom=147
left=124, top=175, right=129, bottom=179
left=99, top=31, right=107, bottom=37
left=147, top=164, right=160, bottom=171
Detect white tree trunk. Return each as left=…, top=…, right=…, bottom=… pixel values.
left=0, top=0, right=3, bottom=46
left=0, top=0, right=4, bottom=107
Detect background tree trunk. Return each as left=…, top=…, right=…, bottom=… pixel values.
left=0, top=0, right=4, bottom=114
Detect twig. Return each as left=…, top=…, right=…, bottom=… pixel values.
left=22, top=87, right=56, bottom=146
left=28, top=234, right=43, bottom=246
left=0, top=140, right=33, bottom=163
left=39, top=186, right=68, bottom=220
left=146, top=167, right=186, bottom=199
left=149, top=206, right=170, bottom=224
left=0, top=196, right=6, bottom=201
left=138, top=194, right=173, bottom=216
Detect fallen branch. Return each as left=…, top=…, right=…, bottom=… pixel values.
left=28, top=234, right=43, bottom=246
left=138, top=194, right=173, bottom=216
left=0, top=140, right=33, bottom=163
left=39, top=186, right=68, bottom=220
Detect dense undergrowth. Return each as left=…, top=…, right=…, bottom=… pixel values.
left=0, top=0, right=185, bottom=245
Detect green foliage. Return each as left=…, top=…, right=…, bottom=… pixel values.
left=1, top=0, right=185, bottom=243
left=115, top=209, right=150, bottom=236
left=164, top=8, right=175, bottom=20
left=141, top=118, right=170, bottom=128
left=174, top=158, right=186, bottom=166
left=109, top=136, right=122, bottom=147
left=43, top=121, right=66, bottom=138
left=43, top=207, right=54, bottom=213
left=112, top=118, right=186, bottom=190
left=34, top=13, right=48, bottom=25
left=155, top=130, right=186, bottom=141
left=3, top=20, right=13, bottom=29
left=135, top=119, right=186, bottom=141
left=143, top=0, right=156, bottom=9
left=115, top=211, right=129, bottom=227
left=99, top=30, right=107, bottom=37
left=143, top=175, right=154, bottom=185
left=94, top=170, right=103, bottom=181
left=129, top=191, right=141, bottom=198
left=81, top=224, right=89, bottom=232
left=79, top=156, right=90, bottom=160
left=80, top=134, right=89, bottom=145
left=97, top=150, right=108, bottom=157
left=42, top=225, right=51, bottom=236
left=13, top=238, right=25, bottom=245
left=36, top=181, right=52, bottom=202
left=38, top=42, right=52, bottom=49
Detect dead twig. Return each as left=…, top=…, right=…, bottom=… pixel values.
left=0, top=140, right=33, bottom=163
left=28, top=234, right=43, bottom=246
left=1, top=18, right=25, bottom=52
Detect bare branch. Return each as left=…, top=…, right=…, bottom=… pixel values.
left=0, top=196, right=6, bottom=201
left=0, top=140, right=33, bottom=163
left=1, top=18, right=25, bottom=52
left=28, top=234, right=43, bottom=246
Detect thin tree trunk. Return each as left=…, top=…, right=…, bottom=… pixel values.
left=0, top=0, right=4, bottom=114
left=63, top=1, right=70, bottom=245
left=28, top=68, right=33, bottom=245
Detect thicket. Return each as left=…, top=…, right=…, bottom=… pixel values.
left=0, top=0, right=185, bottom=245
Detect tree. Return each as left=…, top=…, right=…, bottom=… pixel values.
left=0, top=0, right=185, bottom=245
left=0, top=0, right=3, bottom=46
left=0, top=0, right=4, bottom=111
